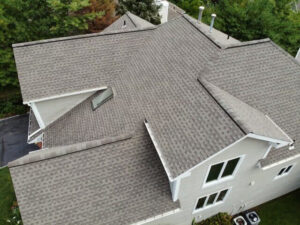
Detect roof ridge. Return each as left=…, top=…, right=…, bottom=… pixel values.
left=224, top=38, right=271, bottom=49
left=125, top=11, right=138, bottom=27
left=12, top=26, right=157, bottom=48
left=197, top=77, right=247, bottom=135
left=8, top=132, right=134, bottom=168
left=182, top=14, right=225, bottom=49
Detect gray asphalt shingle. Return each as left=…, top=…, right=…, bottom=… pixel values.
left=9, top=131, right=179, bottom=225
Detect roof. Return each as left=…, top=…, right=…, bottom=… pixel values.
left=10, top=9, right=300, bottom=224
left=198, top=77, right=291, bottom=142
left=9, top=130, right=179, bottom=225
left=103, top=12, right=155, bottom=33
left=13, top=27, right=154, bottom=103
left=41, top=16, right=245, bottom=179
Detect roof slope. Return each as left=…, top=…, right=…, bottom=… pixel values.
left=13, top=28, right=153, bottom=102
left=42, top=17, right=244, bottom=180
left=9, top=131, right=179, bottom=225
left=199, top=77, right=291, bottom=142
left=103, top=12, right=155, bottom=33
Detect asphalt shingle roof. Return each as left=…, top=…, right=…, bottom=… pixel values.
left=103, top=12, right=155, bottom=33
left=199, top=77, right=291, bottom=142
left=9, top=130, right=179, bottom=225
left=10, top=10, right=300, bottom=225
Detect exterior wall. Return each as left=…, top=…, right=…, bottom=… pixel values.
left=33, top=92, right=94, bottom=127
left=142, top=137, right=300, bottom=225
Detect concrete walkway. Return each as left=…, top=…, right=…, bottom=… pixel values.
left=0, top=114, right=39, bottom=167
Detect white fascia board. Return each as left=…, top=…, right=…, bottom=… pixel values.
left=131, top=208, right=181, bottom=225
left=30, top=102, right=45, bottom=129
left=247, top=133, right=290, bottom=148
left=265, top=115, right=294, bottom=143
left=144, top=120, right=174, bottom=181
left=24, top=86, right=107, bottom=104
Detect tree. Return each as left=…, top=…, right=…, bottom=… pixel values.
left=170, top=0, right=300, bottom=56
left=0, top=0, right=105, bottom=89
left=117, top=0, right=161, bottom=24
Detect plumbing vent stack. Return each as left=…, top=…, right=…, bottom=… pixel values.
left=210, top=14, right=216, bottom=33
left=198, top=6, right=205, bottom=23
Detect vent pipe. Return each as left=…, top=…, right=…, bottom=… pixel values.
left=198, top=6, right=205, bottom=23
left=209, top=14, right=216, bottom=33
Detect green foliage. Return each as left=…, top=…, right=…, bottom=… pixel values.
left=0, top=90, right=28, bottom=118
left=0, top=167, right=18, bottom=225
left=193, top=212, right=232, bottom=225
left=6, top=205, right=22, bottom=225
left=170, top=0, right=300, bottom=56
left=117, top=0, right=161, bottom=24
left=256, top=189, right=300, bottom=225
left=0, top=0, right=104, bottom=89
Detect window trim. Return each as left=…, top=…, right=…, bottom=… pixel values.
left=274, top=163, right=295, bottom=180
left=193, top=188, right=231, bottom=214
left=203, top=155, right=244, bottom=188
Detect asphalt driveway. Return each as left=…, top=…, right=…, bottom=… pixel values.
left=0, top=114, right=39, bottom=167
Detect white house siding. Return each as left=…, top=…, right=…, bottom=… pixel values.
left=32, top=92, right=95, bottom=128
left=141, top=137, right=300, bottom=225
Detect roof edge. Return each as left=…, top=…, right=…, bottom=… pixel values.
left=12, top=26, right=157, bottom=48
left=8, top=132, right=133, bottom=168
left=224, top=38, right=271, bottom=49
left=182, top=14, right=226, bottom=49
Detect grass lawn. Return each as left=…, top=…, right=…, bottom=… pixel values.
left=256, top=188, right=300, bottom=225
left=0, top=167, right=17, bottom=225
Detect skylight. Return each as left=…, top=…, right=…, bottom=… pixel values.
left=91, top=87, right=113, bottom=110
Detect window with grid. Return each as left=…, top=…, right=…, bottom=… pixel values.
left=194, top=189, right=229, bottom=211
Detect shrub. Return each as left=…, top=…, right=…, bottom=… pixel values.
left=193, top=212, right=232, bottom=225
left=0, top=89, right=28, bottom=118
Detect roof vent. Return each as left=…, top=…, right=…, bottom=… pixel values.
left=122, top=20, right=127, bottom=29
left=91, top=87, right=113, bottom=111
left=209, top=14, right=216, bottom=33
left=198, top=6, right=205, bottom=23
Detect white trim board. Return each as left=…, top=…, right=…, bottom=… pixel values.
left=24, top=86, right=107, bottom=104
left=30, top=102, right=45, bottom=128
left=144, top=120, right=174, bottom=181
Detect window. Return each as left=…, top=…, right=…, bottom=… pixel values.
left=276, top=165, right=294, bottom=178
left=91, top=87, right=113, bottom=110
left=194, top=189, right=229, bottom=212
left=205, top=157, right=241, bottom=184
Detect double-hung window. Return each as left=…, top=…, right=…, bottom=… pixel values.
left=205, top=157, right=241, bottom=185
left=194, top=189, right=229, bottom=212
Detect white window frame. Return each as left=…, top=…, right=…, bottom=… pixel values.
left=203, top=155, right=245, bottom=188
left=193, top=188, right=231, bottom=214
left=274, top=163, right=295, bottom=180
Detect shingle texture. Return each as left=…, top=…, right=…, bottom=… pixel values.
left=199, top=77, right=291, bottom=142
left=10, top=131, right=179, bottom=225
left=43, top=16, right=245, bottom=179
left=13, top=28, right=153, bottom=102
left=103, top=12, right=155, bottom=33
left=11, top=11, right=300, bottom=225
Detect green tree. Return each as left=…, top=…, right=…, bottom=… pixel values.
left=117, top=0, right=161, bottom=24
left=0, top=0, right=104, bottom=89
left=170, top=0, right=300, bottom=56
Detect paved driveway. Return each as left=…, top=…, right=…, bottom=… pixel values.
left=0, top=114, right=39, bottom=167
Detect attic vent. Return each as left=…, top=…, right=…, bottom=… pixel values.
left=122, top=20, right=126, bottom=28
left=91, top=87, right=113, bottom=110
